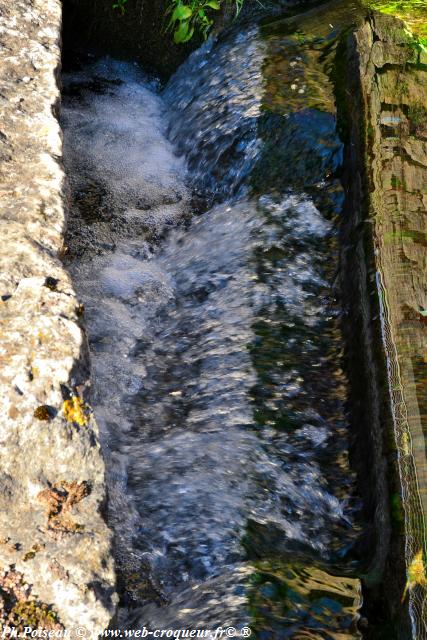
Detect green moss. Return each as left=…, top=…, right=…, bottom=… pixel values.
left=9, top=601, right=60, bottom=631
left=408, top=102, right=427, bottom=126
left=362, top=0, right=427, bottom=42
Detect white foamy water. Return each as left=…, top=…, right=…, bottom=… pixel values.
left=62, top=58, right=190, bottom=259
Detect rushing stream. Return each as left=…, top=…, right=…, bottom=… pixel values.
left=62, top=20, right=365, bottom=639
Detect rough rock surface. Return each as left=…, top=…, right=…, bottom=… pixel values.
left=0, top=0, right=116, bottom=633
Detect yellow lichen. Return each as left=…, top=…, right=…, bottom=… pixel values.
left=401, top=431, right=411, bottom=456
left=403, top=550, right=427, bottom=600
left=37, top=331, right=48, bottom=344
left=62, top=397, right=88, bottom=426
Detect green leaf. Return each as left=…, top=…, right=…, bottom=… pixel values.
left=112, top=0, right=127, bottom=14
left=205, top=0, right=220, bottom=9
left=181, top=25, right=195, bottom=41
left=201, top=16, right=213, bottom=38
left=174, top=19, right=190, bottom=43
left=235, top=0, right=243, bottom=16
left=172, top=4, right=193, bottom=21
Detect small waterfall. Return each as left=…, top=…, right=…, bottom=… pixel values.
left=164, top=28, right=265, bottom=200
left=62, top=23, right=363, bottom=638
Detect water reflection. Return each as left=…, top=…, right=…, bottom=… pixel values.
left=248, top=562, right=361, bottom=639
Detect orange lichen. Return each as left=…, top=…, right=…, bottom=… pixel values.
left=37, top=481, right=90, bottom=537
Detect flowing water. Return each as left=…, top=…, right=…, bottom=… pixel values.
left=62, top=20, right=365, bottom=639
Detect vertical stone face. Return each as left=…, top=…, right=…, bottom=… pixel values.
left=355, top=12, right=427, bottom=637
left=0, top=0, right=116, bottom=632
left=62, top=0, right=194, bottom=78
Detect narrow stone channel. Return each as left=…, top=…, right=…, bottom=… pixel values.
left=62, top=23, right=364, bottom=638
left=1, top=0, right=426, bottom=635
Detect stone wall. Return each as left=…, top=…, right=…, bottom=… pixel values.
left=0, top=0, right=116, bottom=632
left=357, top=14, right=427, bottom=637
left=342, top=12, right=427, bottom=638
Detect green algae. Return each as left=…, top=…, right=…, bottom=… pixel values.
left=259, top=3, right=355, bottom=118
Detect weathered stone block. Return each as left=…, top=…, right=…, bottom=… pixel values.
left=0, top=0, right=117, bottom=632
